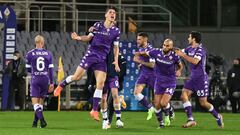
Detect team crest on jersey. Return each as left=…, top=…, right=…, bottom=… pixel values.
left=169, top=56, right=173, bottom=60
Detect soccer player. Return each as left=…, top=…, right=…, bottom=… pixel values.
left=175, top=31, right=224, bottom=128
left=101, top=47, right=124, bottom=129
left=133, top=32, right=156, bottom=120
left=136, top=39, right=183, bottom=128
left=25, top=35, right=54, bottom=128
left=53, top=6, right=120, bottom=122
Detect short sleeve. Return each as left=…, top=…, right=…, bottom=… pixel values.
left=148, top=49, right=158, bottom=58
left=113, top=28, right=120, bottom=46
left=194, top=47, right=204, bottom=61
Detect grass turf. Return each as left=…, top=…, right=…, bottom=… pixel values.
left=0, top=111, right=239, bottom=135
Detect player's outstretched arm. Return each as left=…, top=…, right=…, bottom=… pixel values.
left=175, top=50, right=200, bottom=65
left=71, top=32, right=93, bottom=42
left=176, top=61, right=183, bottom=77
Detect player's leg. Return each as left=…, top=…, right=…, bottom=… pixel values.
left=31, top=97, right=39, bottom=128
left=101, top=93, right=110, bottom=129
left=181, top=88, right=196, bottom=128
left=32, top=97, right=46, bottom=128
left=134, top=84, right=154, bottom=120
left=161, top=93, right=172, bottom=126
left=198, top=97, right=224, bottom=128
left=154, top=94, right=164, bottom=128
left=112, top=87, right=124, bottom=128
left=107, top=91, right=114, bottom=126
left=54, top=66, right=86, bottom=96
left=90, top=70, right=106, bottom=121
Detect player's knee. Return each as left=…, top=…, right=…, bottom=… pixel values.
left=160, top=100, right=168, bottom=108
left=96, top=81, right=105, bottom=88
left=180, top=94, right=187, bottom=102
left=154, top=102, right=161, bottom=110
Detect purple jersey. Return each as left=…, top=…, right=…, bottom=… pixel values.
left=149, top=48, right=180, bottom=86
left=138, top=43, right=155, bottom=75
left=25, top=48, right=54, bottom=77
left=88, top=21, right=120, bottom=60
left=183, top=44, right=207, bottom=79
left=25, top=48, right=54, bottom=97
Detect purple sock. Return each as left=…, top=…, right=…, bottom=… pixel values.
left=155, top=110, right=163, bottom=123
left=163, top=107, right=170, bottom=116
left=92, top=97, right=101, bottom=111
left=34, top=112, right=38, bottom=122
left=210, top=107, right=220, bottom=119
left=139, top=96, right=152, bottom=109
left=184, top=106, right=193, bottom=120
left=36, top=108, right=44, bottom=120
left=60, top=80, right=68, bottom=87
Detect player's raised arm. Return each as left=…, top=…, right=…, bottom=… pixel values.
left=175, top=49, right=200, bottom=65
left=48, top=52, right=54, bottom=92
left=71, top=32, right=93, bottom=42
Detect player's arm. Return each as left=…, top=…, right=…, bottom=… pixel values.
left=48, top=53, right=54, bottom=92
left=133, top=52, right=155, bottom=68
left=175, top=49, right=200, bottom=65
left=25, top=53, right=32, bottom=73
left=113, top=45, right=120, bottom=72
left=176, top=61, right=183, bottom=77
left=71, top=32, right=93, bottom=42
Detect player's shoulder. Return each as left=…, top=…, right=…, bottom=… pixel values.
left=93, top=21, right=102, bottom=27
left=196, top=44, right=206, bottom=52
left=26, top=48, right=35, bottom=55
left=111, top=25, right=120, bottom=34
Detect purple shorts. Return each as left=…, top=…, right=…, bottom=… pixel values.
left=184, top=75, right=209, bottom=97
left=30, top=76, right=49, bottom=98
left=103, top=76, right=119, bottom=94
left=154, top=77, right=176, bottom=95
left=79, top=51, right=107, bottom=72
left=136, top=73, right=156, bottom=89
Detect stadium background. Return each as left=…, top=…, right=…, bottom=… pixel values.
left=0, top=0, right=240, bottom=111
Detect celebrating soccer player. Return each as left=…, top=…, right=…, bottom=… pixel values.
left=25, top=35, right=54, bottom=128
left=136, top=39, right=183, bottom=128
left=133, top=32, right=156, bottom=120
left=175, top=31, right=224, bottom=128
left=53, top=6, right=120, bottom=123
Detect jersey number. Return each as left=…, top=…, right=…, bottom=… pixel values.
left=36, top=57, right=45, bottom=71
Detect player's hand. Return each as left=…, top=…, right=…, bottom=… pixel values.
left=134, top=52, right=141, bottom=56
left=71, top=32, right=81, bottom=40
left=133, top=55, right=141, bottom=64
left=48, top=84, right=54, bottom=93
left=88, top=26, right=96, bottom=33
left=175, top=49, right=184, bottom=57
left=113, top=61, right=121, bottom=72
left=175, top=70, right=181, bottom=77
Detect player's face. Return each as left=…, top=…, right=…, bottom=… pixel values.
left=105, top=9, right=116, bottom=22
left=188, top=34, right=194, bottom=45
left=163, top=41, right=173, bottom=53
left=233, top=59, right=239, bottom=65
left=137, top=36, right=146, bottom=47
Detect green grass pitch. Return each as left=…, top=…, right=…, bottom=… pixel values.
left=0, top=111, right=239, bottom=135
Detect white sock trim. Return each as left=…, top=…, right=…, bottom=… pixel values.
left=165, top=103, right=170, bottom=109
left=183, top=101, right=191, bottom=108
left=33, top=104, right=40, bottom=111
left=66, top=75, right=73, bottom=83
left=39, top=105, right=43, bottom=110
left=155, top=108, right=161, bottom=113
left=208, top=104, right=214, bottom=112
left=116, top=114, right=121, bottom=118
left=135, top=93, right=144, bottom=101
left=93, top=89, right=102, bottom=98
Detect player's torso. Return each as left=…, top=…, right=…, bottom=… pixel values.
left=28, top=49, right=51, bottom=76
left=90, top=22, right=119, bottom=57
left=139, top=44, right=155, bottom=74
left=154, top=49, right=177, bottom=78
left=185, top=46, right=207, bottom=77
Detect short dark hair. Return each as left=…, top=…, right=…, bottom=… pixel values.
left=190, top=31, right=201, bottom=43
left=106, top=6, right=117, bottom=13
left=137, top=32, right=148, bottom=38
left=14, top=50, right=20, bottom=54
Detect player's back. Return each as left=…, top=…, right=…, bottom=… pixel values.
left=26, top=48, right=53, bottom=77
